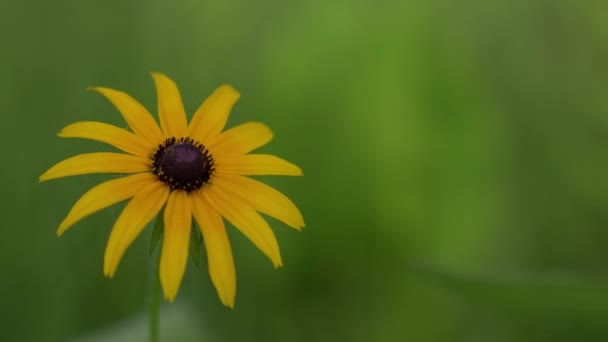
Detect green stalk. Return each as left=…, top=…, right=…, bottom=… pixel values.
left=148, top=217, right=163, bottom=342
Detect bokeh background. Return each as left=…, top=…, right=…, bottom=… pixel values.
left=2, top=0, right=608, bottom=341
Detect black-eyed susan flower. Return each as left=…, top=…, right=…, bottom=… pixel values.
left=39, top=73, right=304, bottom=307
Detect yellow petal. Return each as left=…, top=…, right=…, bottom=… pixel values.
left=188, top=85, right=240, bottom=144
left=204, top=184, right=282, bottom=268
left=151, top=72, right=188, bottom=138
left=160, top=191, right=192, bottom=302
left=104, top=181, right=169, bottom=277
left=39, top=153, right=151, bottom=182
left=207, top=122, right=273, bottom=159
left=213, top=173, right=304, bottom=230
left=191, top=191, right=236, bottom=308
left=58, top=173, right=158, bottom=236
left=89, top=87, right=164, bottom=145
left=215, top=154, right=303, bottom=176
left=59, top=121, right=154, bottom=157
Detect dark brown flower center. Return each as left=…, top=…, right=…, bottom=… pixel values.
left=151, top=137, right=214, bottom=192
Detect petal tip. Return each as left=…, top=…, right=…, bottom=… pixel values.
left=56, top=220, right=72, bottom=236
left=38, top=173, right=50, bottom=182
left=163, top=288, right=177, bottom=302
left=218, top=84, right=240, bottom=98
left=87, top=86, right=115, bottom=96
left=289, top=164, right=304, bottom=176
left=57, top=123, right=74, bottom=137
left=217, top=291, right=236, bottom=308
left=150, top=71, right=171, bottom=83
left=87, top=86, right=112, bottom=97
left=104, top=257, right=118, bottom=278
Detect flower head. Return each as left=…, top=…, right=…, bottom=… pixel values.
left=40, top=73, right=304, bottom=307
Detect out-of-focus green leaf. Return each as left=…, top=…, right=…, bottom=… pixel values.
left=415, top=264, right=608, bottom=322
left=189, top=224, right=202, bottom=268
left=148, top=214, right=164, bottom=255
left=72, top=303, right=208, bottom=342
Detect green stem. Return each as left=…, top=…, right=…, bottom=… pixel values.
left=148, top=248, right=161, bottom=342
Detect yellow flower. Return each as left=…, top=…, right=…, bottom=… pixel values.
left=39, top=73, right=304, bottom=307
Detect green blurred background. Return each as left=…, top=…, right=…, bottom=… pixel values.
left=2, top=0, right=608, bottom=341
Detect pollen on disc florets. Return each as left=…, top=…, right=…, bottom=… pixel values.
left=151, top=137, right=214, bottom=192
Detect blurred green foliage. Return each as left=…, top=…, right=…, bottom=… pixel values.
left=2, top=0, right=608, bottom=341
